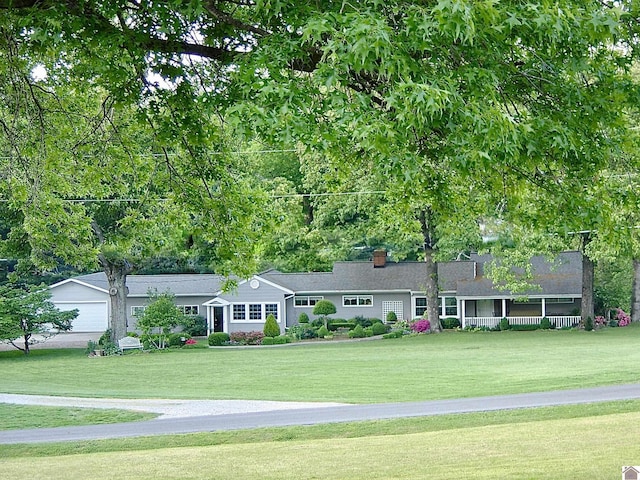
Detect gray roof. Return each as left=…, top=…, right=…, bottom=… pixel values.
left=70, top=251, right=582, bottom=298
left=74, top=272, right=225, bottom=297
left=456, top=251, right=583, bottom=297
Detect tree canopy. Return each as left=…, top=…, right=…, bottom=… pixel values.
left=2, top=1, right=640, bottom=330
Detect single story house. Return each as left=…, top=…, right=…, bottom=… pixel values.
left=49, top=251, right=583, bottom=335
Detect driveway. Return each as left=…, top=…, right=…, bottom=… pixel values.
left=2, top=383, right=640, bottom=444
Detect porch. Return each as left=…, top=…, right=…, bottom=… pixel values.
left=462, top=315, right=581, bottom=329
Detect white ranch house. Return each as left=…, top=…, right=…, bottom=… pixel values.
left=49, top=251, right=583, bottom=335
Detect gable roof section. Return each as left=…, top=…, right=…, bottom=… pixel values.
left=62, top=272, right=226, bottom=297
left=49, top=276, right=109, bottom=294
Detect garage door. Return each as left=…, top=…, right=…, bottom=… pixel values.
left=55, top=302, right=108, bottom=332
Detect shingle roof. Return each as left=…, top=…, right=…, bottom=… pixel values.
left=73, top=272, right=225, bottom=296
left=70, top=251, right=582, bottom=298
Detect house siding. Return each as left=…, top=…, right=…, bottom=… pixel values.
left=291, top=292, right=412, bottom=323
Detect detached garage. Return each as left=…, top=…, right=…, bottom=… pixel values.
left=49, top=277, right=110, bottom=333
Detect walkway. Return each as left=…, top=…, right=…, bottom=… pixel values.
left=2, top=383, right=640, bottom=444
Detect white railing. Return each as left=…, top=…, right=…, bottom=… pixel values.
left=463, top=316, right=581, bottom=329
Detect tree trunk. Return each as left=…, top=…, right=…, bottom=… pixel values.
left=101, top=259, right=132, bottom=342
left=580, top=237, right=594, bottom=323
left=631, top=258, right=640, bottom=322
left=419, top=207, right=442, bottom=333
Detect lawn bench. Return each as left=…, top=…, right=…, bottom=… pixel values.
left=118, top=336, right=143, bottom=352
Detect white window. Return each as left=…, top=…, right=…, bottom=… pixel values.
left=233, top=304, right=246, bottom=320
left=343, top=295, right=373, bottom=307
left=131, top=306, right=146, bottom=317
left=294, top=296, right=323, bottom=307
left=231, top=303, right=280, bottom=322
left=545, top=298, right=573, bottom=304
left=178, top=305, right=199, bottom=315
left=443, top=297, right=458, bottom=316
left=415, top=297, right=427, bottom=317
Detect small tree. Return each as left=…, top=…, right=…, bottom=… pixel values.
left=313, top=300, right=336, bottom=328
left=0, top=283, right=77, bottom=354
left=263, top=314, right=280, bottom=337
left=136, top=290, right=184, bottom=349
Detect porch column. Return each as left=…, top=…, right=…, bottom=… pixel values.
left=502, top=299, right=507, bottom=318
left=541, top=298, right=546, bottom=318
left=461, top=299, right=466, bottom=328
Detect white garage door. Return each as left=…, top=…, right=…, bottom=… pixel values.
left=55, top=302, right=108, bottom=332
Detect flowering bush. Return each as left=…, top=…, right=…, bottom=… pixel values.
left=184, top=338, right=197, bottom=345
left=230, top=331, right=264, bottom=345
left=594, top=316, right=607, bottom=328
left=411, top=319, right=431, bottom=333
left=616, top=309, right=631, bottom=327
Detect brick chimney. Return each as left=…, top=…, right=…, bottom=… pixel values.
left=373, top=249, right=387, bottom=268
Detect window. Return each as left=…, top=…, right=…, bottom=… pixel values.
left=233, top=304, right=246, bottom=320
left=178, top=305, right=199, bottom=315
left=343, top=295, right=373, bottom=307
left=249, top=304, right=262, bottom=320
left=545, top=298, right=573, bottom=304
left=444, top=297, right=457, bottom=316
left=131, top=306, right=146, bottom=317
left=231, top=303, right=280, bottom=322
left=294, top=296, right=323, bottom=307
left=415, top=297, right=427, bottom=317
left=265, top=303, right=278, bottom=319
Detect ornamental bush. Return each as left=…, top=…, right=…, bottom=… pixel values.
left=499, top=317, right=510, bottom=331
left=371, top=322, right=388, bottom=336
left=540, top=317, right=552, bottom=330
left=298, top=312, right=310, bottom=324
left=441, top=317, right=461, bottom=329
left=349, top=324, right=366, bottom=338
left=208, top=332, right=230, bottom=346
left=317, top=325, right=330, bottom=338
left=411, top=319, right=431, bottom=333
left=263, top=314, right=280, bottom=337
left=230, top=331, right=264, bottom=345
left=386, top=311, right=397, bottom=323
left=616, top=308, right=631, bottom=327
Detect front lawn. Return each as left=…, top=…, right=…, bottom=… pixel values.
left=1, top=324, right=639, bottom=403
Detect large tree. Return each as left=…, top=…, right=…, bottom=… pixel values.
left=2, top=1, right=638, bottom=330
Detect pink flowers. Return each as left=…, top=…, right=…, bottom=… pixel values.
left=616, top=309, right=631, bottom=327
left=184, top=338, right=197, bottom=345
left=411, top=319, right=431, bottom=333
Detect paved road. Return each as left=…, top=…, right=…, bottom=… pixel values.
left=2, top=383, right=640, bottom=444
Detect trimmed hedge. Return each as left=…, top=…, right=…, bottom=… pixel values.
left=441, top=317, right=461, bottom=329
left=371, top=322, right=388, bottom=335
left=509, top=324, right=541, bottom=331
left=208, top=332, right=230, bottom=346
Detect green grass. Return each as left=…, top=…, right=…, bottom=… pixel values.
left=2, top=401, right=640, bottom=479
left=1, top=325, right=640, bottom=403
left=0, top=404, right=156, bottom=430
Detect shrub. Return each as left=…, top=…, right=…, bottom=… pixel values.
left=386, top=311, right=398, bottom=323
left=411, top=319, right=431, bottom=333
left=273, top=335, right=291, bottom=344
left=441, top=317, right=461, bottom=329
left=298, top=312, right=310, bottom=324
left=208, top=332, right=230, bottom=346
left=584, top=316, right=594, bottom=331
left=313, top=299, right=337, bottom=316
left=363, top=326, right=374, bottom=337
left=261, top=337, right=275, bottom=345
left=616, top=308, right=631, bottom=327
left=317, top=325, right=330, bottom=337
left=179, top=315, right=207, bottom=337
left=510, top=324, right=541, bottom=331
left=286, top=325, right=317, bottom=340
left=540, top=317, right=552, bottom=330
left=327, top=320, right=355, bottom=331
left=499, top=317, right=510, bottom=331
left=263, top=314, right=280, bottom=337
left=349, top=324, right=366, bottom=338
left=352, top=316, right=373, bottom=328
left=372, top=322, right=388, bottom=335
left=383, top=330, right=404, bottom=339
left=167, top=333, right=191, bottom=347
left=230, top=331, right=264, bottom=345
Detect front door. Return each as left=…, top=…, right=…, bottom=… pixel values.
left=213, top=306, right=224, bottom=332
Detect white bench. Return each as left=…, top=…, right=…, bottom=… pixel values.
left=118, top=336, right=143, bottom=352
